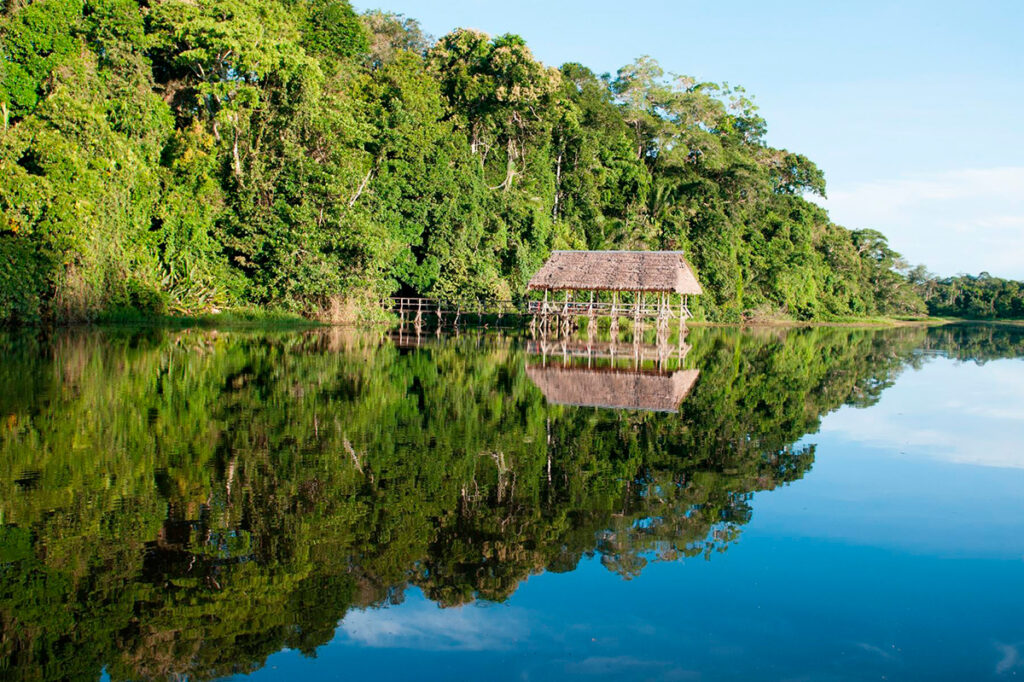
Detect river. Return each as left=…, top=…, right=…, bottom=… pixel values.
left=1, top=323, right=1022, bottom=680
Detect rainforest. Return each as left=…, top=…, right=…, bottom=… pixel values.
left=1, top=0, right=1021, bottom=324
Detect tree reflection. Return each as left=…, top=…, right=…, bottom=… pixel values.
left=0, top=324, right=1018, bottom=680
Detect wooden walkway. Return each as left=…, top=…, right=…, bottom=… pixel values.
left=392, top=297, right=521, bottom=322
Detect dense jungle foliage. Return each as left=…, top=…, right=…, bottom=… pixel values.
left=2, top=323, right=1021, bottom=680
left=0, top=0, right=951, bottom=324
left=908, top=268, right=1024, bottom=320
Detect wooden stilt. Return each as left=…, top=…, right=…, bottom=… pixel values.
left=542, top=289, right=550, bottom=336
left=587, top=290, right=595, bottom=335
left=610, top=291, right=619, bottom=340
left=678, top=296, right=685, bottom=338
left=633, top=290, right=641, bottom=340
left=562, top=289, right=571, bottom=337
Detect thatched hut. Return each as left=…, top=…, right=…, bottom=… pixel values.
left=527, top=251, right=702, bottom=326
left=526, top=366, right=700, bottom=413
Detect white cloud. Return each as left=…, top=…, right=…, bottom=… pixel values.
left=996, top=642, right=1023, bottom=675
left=817, top=167, right=1024, bottom=278
left=339, top=601, right=527, bottom=651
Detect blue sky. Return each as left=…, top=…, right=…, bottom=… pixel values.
left=353, top=0, right=1024, bottom=278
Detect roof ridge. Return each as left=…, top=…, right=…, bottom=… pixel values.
left=549, top=250, right=687, bottom=254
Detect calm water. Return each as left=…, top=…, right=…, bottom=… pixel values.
left=1, top=324, right=1023, bottom=681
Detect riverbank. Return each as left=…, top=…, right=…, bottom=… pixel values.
left=714, top=316, right=947, bottom=329
left=91, top=308, right=323, bottom=329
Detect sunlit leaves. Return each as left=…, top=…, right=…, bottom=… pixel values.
left=0, top=0, right=933, bottom=323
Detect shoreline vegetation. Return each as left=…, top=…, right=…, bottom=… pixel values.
left=1, top=1, right=1022, bottom=327
left=25, top=308, right=1012, bottom=333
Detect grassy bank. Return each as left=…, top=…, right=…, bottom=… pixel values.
left=91, top=307, right=324, bottom=330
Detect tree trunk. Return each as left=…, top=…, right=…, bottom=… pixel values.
left=348, top=163, right=376, bottom=208
left=232, top=129, right=243, bottom=179
left=552, top=148, right=563, bottom=220
left=503, top=137, right=516, bottom=191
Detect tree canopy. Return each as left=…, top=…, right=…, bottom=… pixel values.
left=908, top=268, right=1024, bottom=320
left=1, top=0, right=1004, bottom=324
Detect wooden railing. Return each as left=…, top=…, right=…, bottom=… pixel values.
left=525, top=300, right=691, bottom=319
left=525, top=338, right=691, bottom=364
left=392, top=297, right=521, bottom=316
left=392, top=297, right=692, bottom=320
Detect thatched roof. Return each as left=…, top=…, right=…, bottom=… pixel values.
left=528, top=251, right=703, bottom=294
left=526, top=366, right=700, bottom=413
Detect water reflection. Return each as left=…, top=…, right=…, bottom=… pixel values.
left=526, top=364, right=699, bottom=413
left=0, top=324, right=1022, bottom=680
left=525, top=336, right=698, bottom=413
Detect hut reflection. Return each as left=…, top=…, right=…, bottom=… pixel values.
left=525, top=338, right=699, bottom=413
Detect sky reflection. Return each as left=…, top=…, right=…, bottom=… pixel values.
left=821, top=357, right=1024, bottom=469
left=246, top=342, right=1024, bottom=681
left=339, top=599, right=528, bottom=651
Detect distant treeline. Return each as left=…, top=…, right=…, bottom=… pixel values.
left=0, top=0, right=1016, bottom=323
left=908, top=268, right=1024, bottom=320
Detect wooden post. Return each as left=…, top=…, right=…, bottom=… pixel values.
left=659, top=288, right=667, bottom=337
left=610, top=290, right=619, bottom=340
left=657, top=291, right=669, bottom=352
left=633, top=290, right=641, bottom=339
left=587, top=290, right=595, bottom=337
left=678, top=295, right=685, bottom=338
left=542, top=289, right=550, bottom=335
